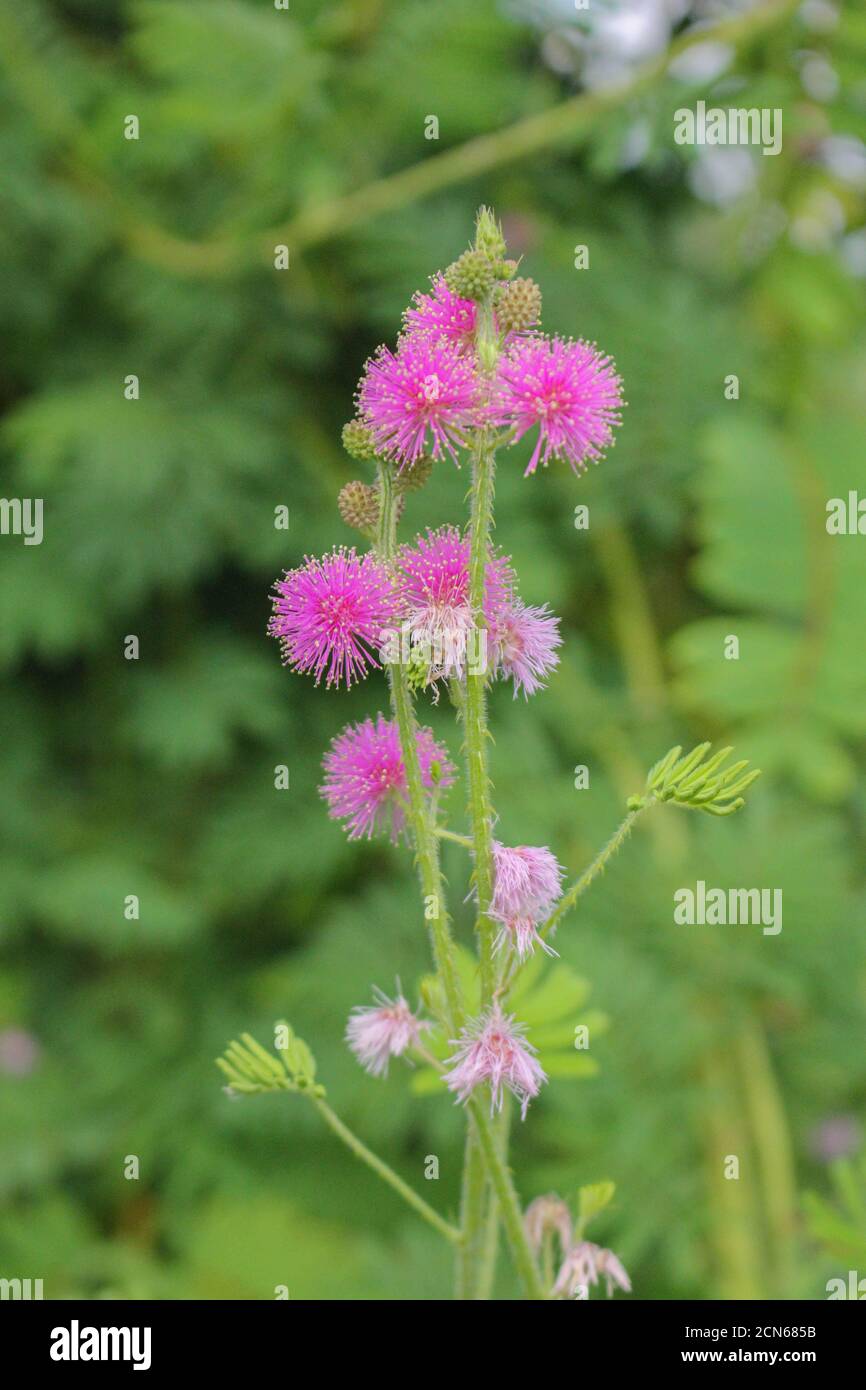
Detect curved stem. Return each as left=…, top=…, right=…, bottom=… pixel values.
left=539, top=805, right=649, bottom=945
left=312, top=1096, right=460, bottom=1244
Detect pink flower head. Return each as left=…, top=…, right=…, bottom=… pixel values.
left=553, top=1241, right=632, bottom=1299
left=445, top=1003, right=546, bottom=1120
left=357, top=334, right=482, bottom=470
left=493, top=335, right=623, bottom=476
left=490, top=600, right=562, bottom=697
left=321, top=714, right=454, bottom=842
left=490, top=841, right=565, bottom=959
left=346, top=986, right=429, bottom=1077
left=404, top=276, right=478, bottom=349
left=269, top=548, right=398, bottom=689
left=398, top=525, right=514, bottom=682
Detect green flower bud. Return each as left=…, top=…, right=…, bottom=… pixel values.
left=443, top=249, right=496, bottom=302
left=496, top=277, right=542, bottom=333
left=395, top=455, right=434, bottom=493
left=474, top=206, right=507, bottom=262
left=341, top=418, right=377, bottom=461
left=338, top=480, right=380, bottom=534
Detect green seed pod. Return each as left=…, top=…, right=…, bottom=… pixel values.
left=496, top=277, right=542, bottom=333
left=338, top=480, right=380, bottom=534
left=341, top=418, right=378, bottom=461
left=444, top=249, right=496, bottom=302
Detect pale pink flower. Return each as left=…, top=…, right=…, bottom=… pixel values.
left=490, top=842, right=565, bottom=959
left=524, top=1193, right=573, bottom=1257
left=404, top=276, right=478, bottom=349
left=357, top=334, right=482, bottom=469
left=346, top=986, right=429, bottom=1077
left=445, top=1003, right=546, bottom=1120
left=397, top=526, right=514, bottom=683
left=321, top=714, right=454, bottom=842
left=269, top=548, right=399, bottom=689
left=493, top=335, right=623, bottom=476
left=553, top=1241, right=632, bottom=1299
left=490, top=600, right=562, bottom=697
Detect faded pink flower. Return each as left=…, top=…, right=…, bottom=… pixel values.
left=490, top=841, right=564, bottom=959
left=346, top=986, right=429, bottom=1077
left=445, top=1003, right=546, bottom=1120
left=524, top=1193, right=573, bottom=1257
left=357, top=334, right=482, bottom=469
left=553, top=1241, right=632, bottom=1299
left=490, top=600, right=561, bottom=697
left=269, top=548, right=399, bottom=689
left=493, top=335, right=623, bottom=476
left=404, top=276, right=478, bottom=349
left=321, top=714, right=454, bottom=841
left=398, top=526, right=515, bottom=682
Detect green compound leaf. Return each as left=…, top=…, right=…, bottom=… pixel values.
left=629, top=742, right=761, bottom=818
left=216, top=1024, right=325, bottom=1099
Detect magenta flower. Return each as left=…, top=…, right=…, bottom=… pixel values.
left=490, top=841, right=565, bottom=959
left=553, top=1242, right=631, bottom=1299
left=321, top=714, right=454, bottom=842
left=404, top=276, right=478, bottom=350
left=346, top=986, right=429, bottom=1077
left=398, top=525, right=514, bottom=682
left=493, top=335, right=623, bottom=476
left=269, top=548, right=399, bottom=689
left=490, top=600, right=562, bottom=697
left=445, top=1003, right=547, bottom=1120
left=357, top=334, right=482, bottom=469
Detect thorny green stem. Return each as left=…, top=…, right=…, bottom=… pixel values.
left=456, top=1122, right=488, bottom=1299
left=376, top=461, right=464, bottom=1036
left=312, top=1096, right=460, bottom=1244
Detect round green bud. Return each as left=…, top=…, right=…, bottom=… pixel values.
left=395, top=455, right=433, bottom=493
left=341, top=418, right=378, bottom=462
left=443, top=249, right=496, bottom=302
left=495, top=276, right=542, bottom=334
left=338, top=480, right=380, bottom=534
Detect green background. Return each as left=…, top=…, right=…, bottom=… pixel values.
left=1, top=0, right=865, bottom=1299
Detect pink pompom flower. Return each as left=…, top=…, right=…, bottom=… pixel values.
left=404, top=276, right=478, bottom=350
left=321, top=713, right=454, bottom=842
left=445, top=1003, right=547, bottom=1120
left=397, top=525, right=514, bottom=683
left=490, top=600, right=562, bottom=698
left=490, top=841, right=565, bottom=959
left=493, top=335, right=623, bottom=476
left=269, top=548, right=399, bottom=689
left=346, top=986, right=429, bottom=1077
left=357, top=334, right=482, bottom=469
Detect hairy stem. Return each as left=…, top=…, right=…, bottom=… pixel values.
left=312, top=1096, right=460, bottom=1244
left=539, top=804, right=649, bottom=946
left=469, top=1097, right=546, bottom=1300
left=456, top=1124, right=487, bottom=1299
left=376, top=462, right=464, bottom=1035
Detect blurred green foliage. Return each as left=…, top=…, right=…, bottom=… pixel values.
left=0, top=0, right=865, bottom=1300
